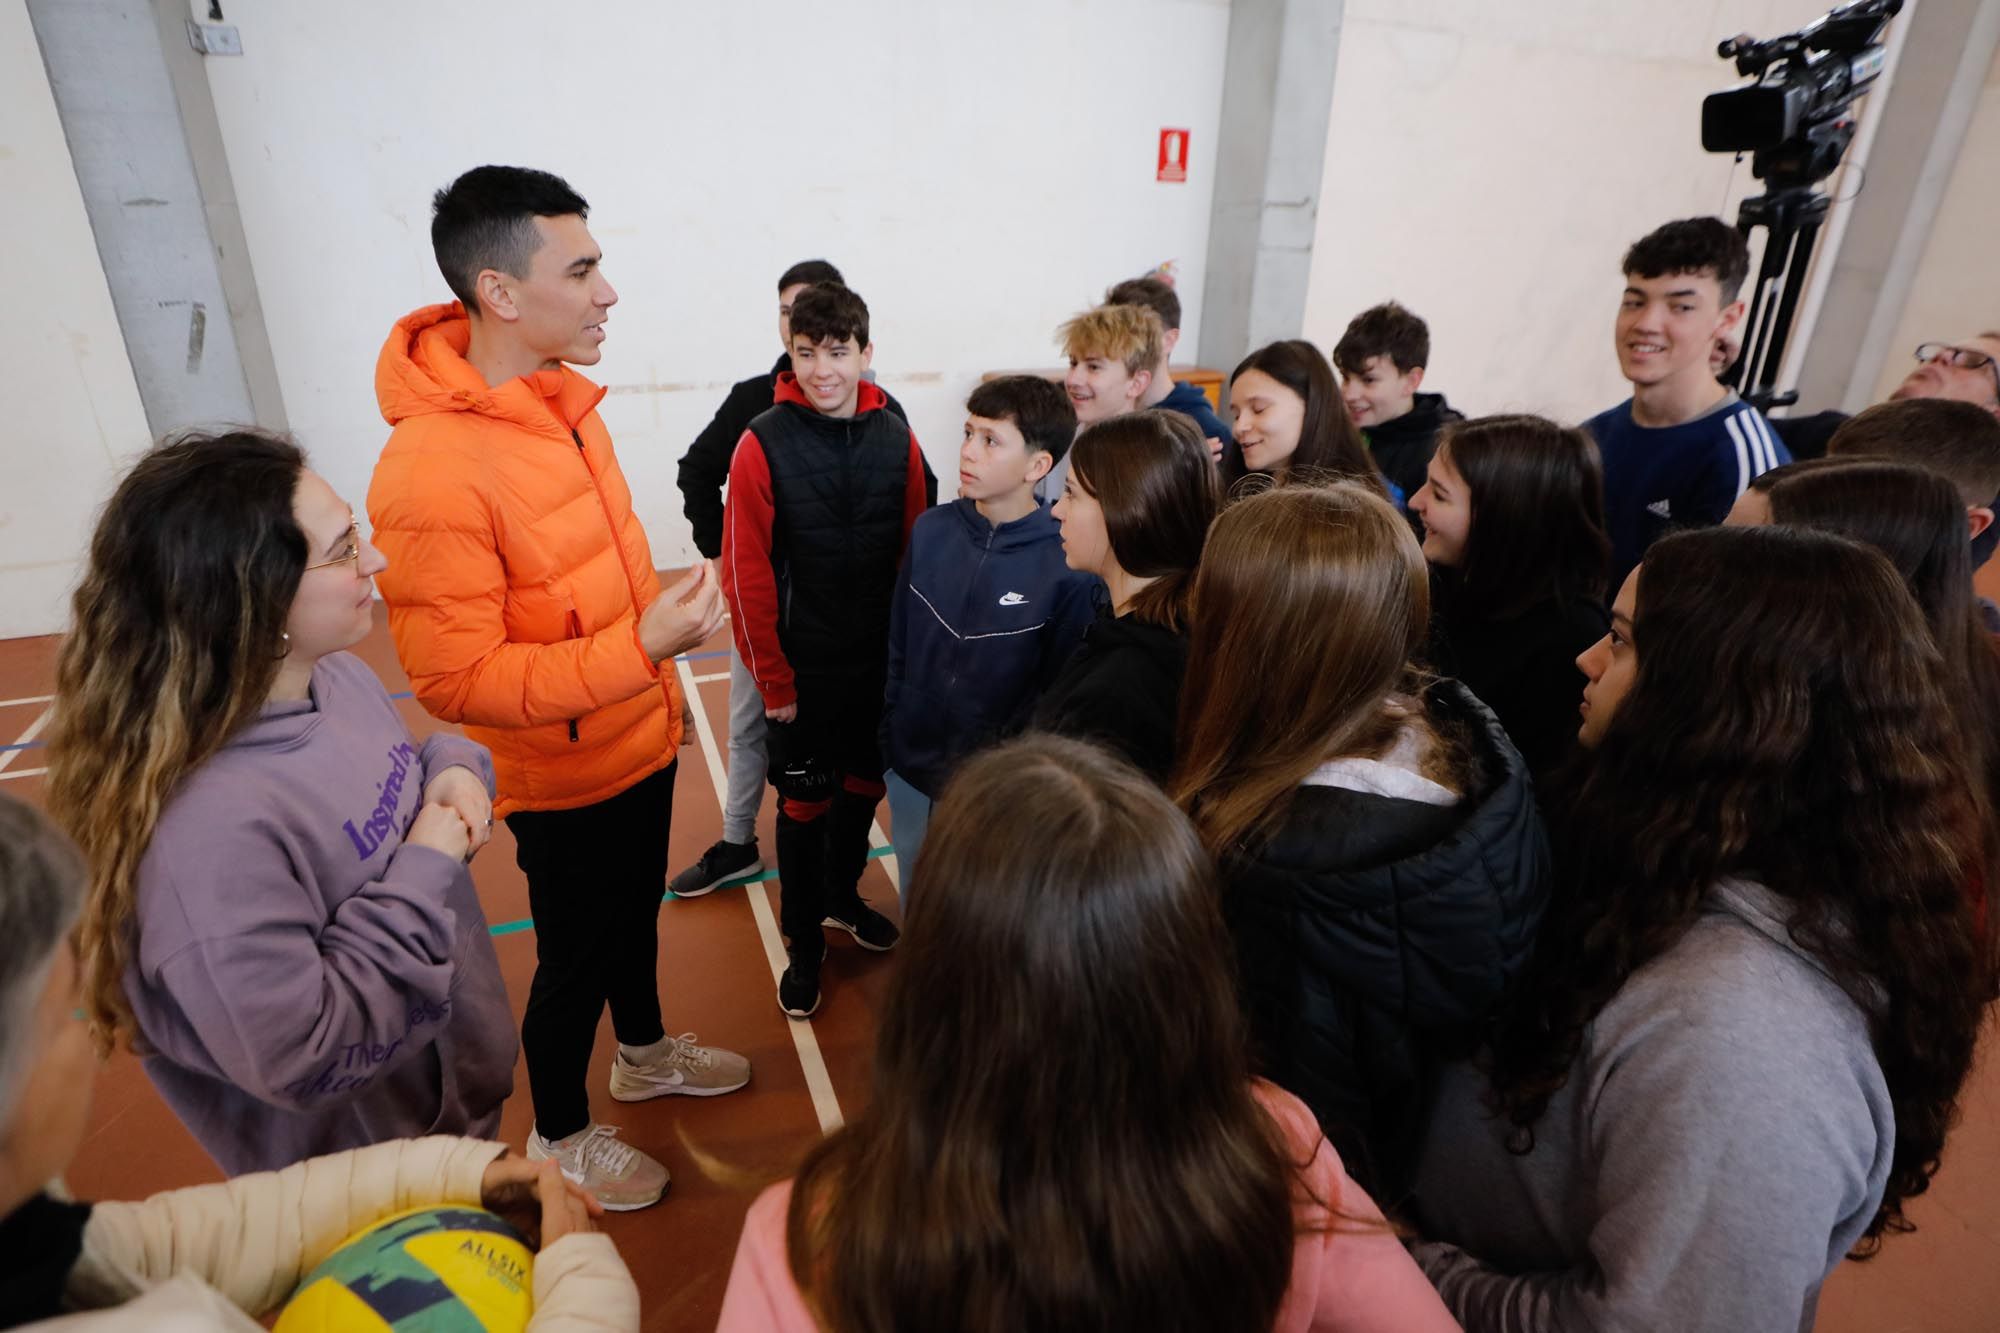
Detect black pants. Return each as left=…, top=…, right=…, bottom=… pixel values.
left=768, top=673, right=885, bottom=963
left=507, top=761, right=675, bottom=1140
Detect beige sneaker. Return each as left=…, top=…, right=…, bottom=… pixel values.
left=525, top=1123, right=668, bottom=1211
left=609, top=1032, right=752, bottom=1100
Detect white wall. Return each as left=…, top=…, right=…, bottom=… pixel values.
left=0, top=0, right=152, bottom=639
left=1302, top=0, right=1865, bottom=425
left=192, top=0, right=1231, bottom=563
left=1870, top=40, right=2000, bottom=403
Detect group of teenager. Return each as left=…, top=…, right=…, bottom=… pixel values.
left=1, top=161, right=1997, bottom=1331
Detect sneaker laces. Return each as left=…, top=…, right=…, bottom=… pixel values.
left=570, top=1123, right=636, bottom=1176
left=664, top=1032, right=716, bottom=1071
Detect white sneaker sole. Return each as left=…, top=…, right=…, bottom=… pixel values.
left=608, top=1071, right=751, bottom=1102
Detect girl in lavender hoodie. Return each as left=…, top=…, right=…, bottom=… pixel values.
left=46, top=430, right=517, bottom=1175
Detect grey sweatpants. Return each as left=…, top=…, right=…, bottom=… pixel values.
left=723, top=639, right=768, bottom=844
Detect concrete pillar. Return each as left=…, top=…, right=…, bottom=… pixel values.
left=1790, top=0, right=2000, bottom=414
left=1197, top=0, right=1346, bottom=381
left=26, top=0, right=286, bottom=435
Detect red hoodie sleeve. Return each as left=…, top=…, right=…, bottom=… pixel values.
left=902, top=429, right=929, bottom=555
left=722, top=429, right=796, bottom=710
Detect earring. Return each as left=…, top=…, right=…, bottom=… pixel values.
left=275, top=630, right=291, bottom=660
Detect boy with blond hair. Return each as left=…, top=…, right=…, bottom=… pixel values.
left=1042, top=303, right=1164, bottom=501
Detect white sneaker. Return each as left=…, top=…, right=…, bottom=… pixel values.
left=525, top=1122, right=668, bottom=1211
left=608, top=1033, right=752, bottom=1101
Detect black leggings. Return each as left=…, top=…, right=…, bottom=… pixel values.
left=507, top=761, right=675, bottom=1139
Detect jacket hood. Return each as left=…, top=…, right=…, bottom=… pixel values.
left=946, top=497, right=1061, bottom=551
left=374, top=302, right=606, bottom=437
left=223, top=662, right=350, bottom=755
left=1236, top=678, right=1551, bottom=1027
left=1368, top=392, right=1462, bottom=441
left=1703, top=878, right=1843, bottom=985
left=772, top=371, right=889, bottom=421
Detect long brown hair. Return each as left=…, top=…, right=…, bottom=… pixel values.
left=786, top=736, right=1303, bottom=1331
left=1762, top=458, right=2000, bottom=852
left=1437, top=414, right=1609, bottom=618
left=1068, top=408, right=1218, bottom=632
left=1171, top=483, right=1444, bottom=856
left=1487, top=526, right=1989, bottom=1254
left=1221, top=340, right=1380, bottom=495
left=45, top=431, right=308, bottom=1053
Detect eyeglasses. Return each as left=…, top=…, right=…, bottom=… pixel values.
left=1915, top=343, right=2000, bottom=399
left=302, top=509, right=363, bottom=573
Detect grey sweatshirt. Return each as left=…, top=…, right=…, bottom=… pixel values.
left=125, top=652, right=517, bottom=1175
left=1409, top=878, right=1893, bottom=1332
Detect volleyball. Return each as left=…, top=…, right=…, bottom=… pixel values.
left=274, top=1205, right=533, bottom=1332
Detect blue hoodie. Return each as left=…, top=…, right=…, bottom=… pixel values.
left=883, top=499, right=1103, bottom=796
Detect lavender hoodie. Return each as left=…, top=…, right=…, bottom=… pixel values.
left=125, top=651, right=517, bottom=1175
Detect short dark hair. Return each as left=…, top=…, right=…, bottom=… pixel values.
left=1104, top=276, right=1181, bottom=333
left=1828, top=398, right=2000, bottom=507
left=1622, top=217, right=1750, bottom=304
left=967, top=375, right=1078, bottom=463
left=779, top=259, right=843, bottom=293
left=1437, top=414, right=1609, bottom=615
left=1333, top=302, right=1430, bottom=376
left=788, top=283, right=869, bottom=349
left=430, top=166, right=589, bottom=311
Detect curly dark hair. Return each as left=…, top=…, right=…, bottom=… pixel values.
left=1486, top=524, right=1990, bottom=1254
left=1622, top=216, right=1750, bottom=303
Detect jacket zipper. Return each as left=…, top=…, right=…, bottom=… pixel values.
left=566, top=607, right=583, bottom=741
left=571, top=425, right=653, bottom=658
left=947, top=520, right=997, bottom=697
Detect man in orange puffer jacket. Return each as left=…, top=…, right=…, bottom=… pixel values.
left=368, top=166, right=750, bottom=1213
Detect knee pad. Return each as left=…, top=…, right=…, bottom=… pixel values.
left=772, top=753, right=833, bottom=806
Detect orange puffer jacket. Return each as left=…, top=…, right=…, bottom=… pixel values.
left=367, top=302, right=681, bottom=817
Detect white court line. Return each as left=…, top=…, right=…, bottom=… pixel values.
left=0, top=707, right=54, bottom=776
left=675, top=659, right=845, bottom=1134
left=0, top=694, right=54, bottom=708
left=0, top=767, right=47, bottom=782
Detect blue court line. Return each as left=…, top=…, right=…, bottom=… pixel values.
left=485, top=845, right=893, bottom=939
left=0, top=652, right=735, bottom=751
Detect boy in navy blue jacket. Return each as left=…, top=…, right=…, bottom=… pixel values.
left=881, top=376, right=1102, bottom=886
left=1585, top=217, right=1788, bottom=582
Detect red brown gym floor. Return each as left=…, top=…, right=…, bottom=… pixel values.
left=4, top=577, right=1999, bottom=1332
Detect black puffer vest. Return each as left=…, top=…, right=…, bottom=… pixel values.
left=751, top=377, right=914, bottom=677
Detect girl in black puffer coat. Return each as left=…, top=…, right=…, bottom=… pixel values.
left=1172, top=483, right=1551, bottom=1202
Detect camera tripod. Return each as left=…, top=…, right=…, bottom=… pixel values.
left=1724, top=185, right=1832, bottom=414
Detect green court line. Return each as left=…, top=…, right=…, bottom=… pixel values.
left=486, top=844, right=893, bottom=938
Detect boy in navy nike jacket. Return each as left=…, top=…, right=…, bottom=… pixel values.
left=882, top=376, right=1103, bottom=886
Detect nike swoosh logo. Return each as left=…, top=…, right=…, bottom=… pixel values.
left=998, top=592, right=1027, bottom=606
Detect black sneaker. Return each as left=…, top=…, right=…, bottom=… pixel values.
left=778, top=957, right=822, bottom=1019
left=668, top=838, right=762, bottom=898
left=823, top=899, right=900, bottom=952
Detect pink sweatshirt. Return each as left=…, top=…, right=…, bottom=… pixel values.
left=715, top=1081, right=1459, bottom=1332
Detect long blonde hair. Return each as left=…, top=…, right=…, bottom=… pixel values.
left=45, top=431, right=308, bottom=1053
left=1170, top=483, right=1437, bottom=855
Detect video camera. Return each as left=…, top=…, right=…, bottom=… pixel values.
left=1702, top=0, right=1899, bottom=191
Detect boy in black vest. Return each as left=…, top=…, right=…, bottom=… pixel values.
left=669, top=259, right=914, bottom=900
left=721, top=283, right=929, bottom=1017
